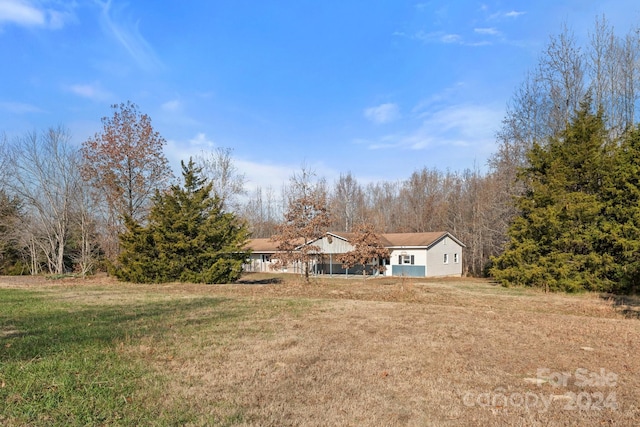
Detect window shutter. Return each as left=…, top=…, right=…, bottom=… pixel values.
left=398, top=255, right=402, bottom=264
left=410, top=255, right=414, bottom=265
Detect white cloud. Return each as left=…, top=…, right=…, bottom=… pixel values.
left=161, top=99, right=182, bottom=112
left=0, top=101, right=44, bottom=113
left=164, top=133, right=216, bottom=174
left=413, top=30, right=489, bottom=47
left=47, top=8, right=73, bottom=30
left=474, top=27, right=500, bottom=36
left=364, top=103, right=504, bottom=162
left=67, top=83, right=112, bottom=101
left=236, top=159, right=294, bottom=192
left=0, top=0, right=44, bottom=26
left=504, top=10, right=525, bottom=18
left=164, top=133, right=335, bottom=194
left=441, top=33, right=462, bottom=43
left=189, top=133, right=214, bottom=147
left=364, top=103, right=400, bottom=124
left=489, top=10, right=526, bottom=20
left=0, top=0, right=73, bottom=29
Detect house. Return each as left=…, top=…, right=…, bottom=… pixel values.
left=380, top=232, right=465, bottom=278
left=244, top=238, right=278, bottom=272
left=244, top=231, right=465, bottom=278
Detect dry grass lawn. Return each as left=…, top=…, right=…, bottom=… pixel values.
left=1, top=273, right=639, bottom=426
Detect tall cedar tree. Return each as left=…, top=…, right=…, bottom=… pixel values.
left=490, top=100, right=616, bottom=292
left=81, top=102, right=173, bottom=260
left=271, top=169, right=331, bottom=282
left=338, top=222, right=390, bottom=280
left=601, top=126, right=640, bottom=293
left=113, top=159, right=250, bottom=284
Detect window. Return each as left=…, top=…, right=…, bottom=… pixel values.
left=399, top=255, right=414, bottom=265
left=454, top=253, right=459, bottom=263
left=443, top=253, right=449, bottom=264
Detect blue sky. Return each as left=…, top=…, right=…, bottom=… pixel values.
left=2, top=1, right=639, bottom=190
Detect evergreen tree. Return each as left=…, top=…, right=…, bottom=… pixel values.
left=490, top=100, right=616, bottom=292
left=601, top=126, right=640, bottom=293
left=111, top=216, right=160, bottom=282
left=0, top=190, right=24, bottom=274
left=114, top=159, right=250, bottom=284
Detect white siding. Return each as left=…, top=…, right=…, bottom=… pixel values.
left=385, top=248, right=427, bottom=277
left=426, top=238, right=463, bottom=277
left=311, top=235, right=354, bottom=254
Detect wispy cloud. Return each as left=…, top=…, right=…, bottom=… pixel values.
left=413, top=30, right=489, bottom=47
left=363, top=103, right=503, bottom=160
left=0, top=0, right=73, bottom=29
left=474, top=27, right=500, bottom=36
left=504, top=10, right=525, bottom=18
left=97, top=0, right=162, bottom=71
left=364, top=103, right=400, bottom=124
left=441, top=33, right=462, bottom=44
left=0, top=101, right=44, bottom=114
left=188, top=133, right=215, bottom=148
left=161, top=99, right=182, bottom=112
left=489, top=10, right=526, bottom=21
left=67, top=82, right=112, bottom=101
left=0, top=0, right=44, bottom=26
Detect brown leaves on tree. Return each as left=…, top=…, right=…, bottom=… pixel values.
left=270, top=168, right=331, bottom=282
left=80, top=102, right=173, bottom=260
left=338, top=222, right=390, bottom=279
left=81, top=101, right=173, bottom=223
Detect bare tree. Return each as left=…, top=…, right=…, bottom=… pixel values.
left=7, top=128, right=79, bottom=274
left=364, top=180, right=402, bottom=232
left=330, top=172, right=364, bottom=232
left=195, top=147, right=246, bottom=212
left=399, top=168, right=446, bottom=233
left=70, top=169, right=101, bottom=277
left=241, top=185, right=281, bottom=238
left=587, top=15, right=639, bottom=136
left=540, top=24, right=586, bottom=131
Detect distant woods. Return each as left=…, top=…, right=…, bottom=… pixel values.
left=241, top=167, right=497, bottom=277
left=3, top=16, right=640, bottom=290
left=245, top=15, right=640, bottom=285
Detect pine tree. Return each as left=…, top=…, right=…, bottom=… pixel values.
left=601, top=126, right=640, bottom=293
left=114, top=159, right=250, bottom=284
left=490, top=100, right=615, bottom=291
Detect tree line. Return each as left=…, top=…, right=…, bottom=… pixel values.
left=2, top=16, right=640, bottom=290
left=0, top=103, right=250, bottom=283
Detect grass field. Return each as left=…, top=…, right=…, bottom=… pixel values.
left=1, top=273, right=639, bottom=426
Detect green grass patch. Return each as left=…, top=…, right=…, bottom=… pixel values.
left=0, top=288, right=264, bottom=426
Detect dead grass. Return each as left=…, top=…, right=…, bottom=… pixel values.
left=1, top=273, right=639, bottom=426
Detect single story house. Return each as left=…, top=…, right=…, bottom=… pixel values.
left=244, top=231, right=465, bottom=278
